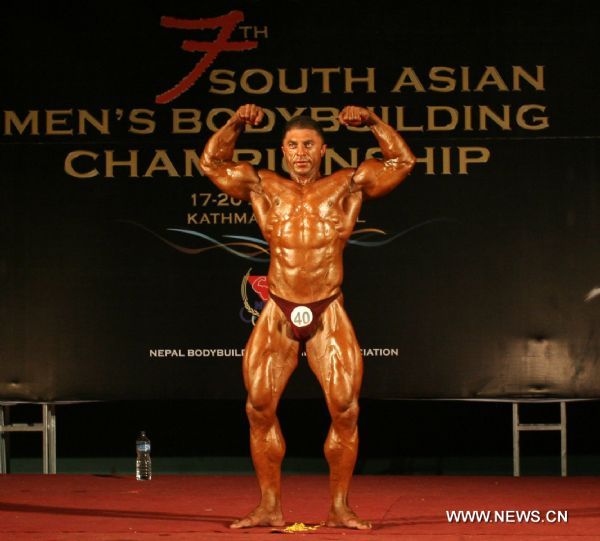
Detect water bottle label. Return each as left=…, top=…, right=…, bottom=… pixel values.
left=136, top=442, right=151, bottom=452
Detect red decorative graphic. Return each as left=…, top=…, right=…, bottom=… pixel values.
left=248, top=276, right=269, bottom=301
left=156, top=10, right=258, bottom=104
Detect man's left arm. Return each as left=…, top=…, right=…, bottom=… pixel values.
left=341, top=106, right=416, bottom=199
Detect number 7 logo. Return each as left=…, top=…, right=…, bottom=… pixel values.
left=156, top=10, right=258, bottom=104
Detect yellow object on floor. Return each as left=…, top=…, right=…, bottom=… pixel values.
left=282, top=522, right=321, bottom=533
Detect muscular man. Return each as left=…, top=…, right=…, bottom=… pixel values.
left=200, top=104, right=415, bottom=529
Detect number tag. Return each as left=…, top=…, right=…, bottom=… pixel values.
left=291, top=305, right=313, bottom=328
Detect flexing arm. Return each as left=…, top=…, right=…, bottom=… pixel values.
left=340, top=106, right=416, bottom=199
left=199, top=104, right=264, bottom=201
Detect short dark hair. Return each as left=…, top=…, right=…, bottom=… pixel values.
left=282, top=115, right=325, bottom=142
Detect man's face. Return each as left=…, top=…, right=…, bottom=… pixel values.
left=281, top=128, right=326, bottom=184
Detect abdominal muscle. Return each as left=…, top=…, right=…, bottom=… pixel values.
left=250, top=169, right=361, bottom=304
left=266, top=214, right=346, bottom=303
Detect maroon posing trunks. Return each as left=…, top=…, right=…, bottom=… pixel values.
left=269, top=291, right=340, bottom=341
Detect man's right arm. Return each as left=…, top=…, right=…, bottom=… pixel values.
left=199, top=104, right=264, bottom=201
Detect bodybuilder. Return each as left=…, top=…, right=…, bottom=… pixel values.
left=199, top=104, right=415, bottom=529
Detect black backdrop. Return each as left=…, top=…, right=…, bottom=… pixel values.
left=2, top=0, right=600, bottom=401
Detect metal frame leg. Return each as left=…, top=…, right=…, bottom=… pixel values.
left=0, top=404, right=57, bottom=474
left=43, top=404, right=57, bottom=474
left=560, top=401, right=567, bottom=477
left=512, top=402, right=520, bottom=476
left=512, top=401, right=567, bottom=477
left=0, top=406, right=8, bottom=474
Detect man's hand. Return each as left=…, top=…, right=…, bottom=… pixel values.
left=339, top=106, right=376, bottom=128
left=235, top=104, right=264, bottom=127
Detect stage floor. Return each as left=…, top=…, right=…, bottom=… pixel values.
left=1, top=474, right=598, bottom=540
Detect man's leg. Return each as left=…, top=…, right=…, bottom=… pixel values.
left=305, top=298, right=371, bottom=529
left=231, top=300, right=300, bottom=528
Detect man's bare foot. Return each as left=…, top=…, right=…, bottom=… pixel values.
left=326, top=506, right=372, bottom=530
left=230, top=505, right=285, bottom=529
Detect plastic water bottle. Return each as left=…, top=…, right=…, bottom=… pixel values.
left=135, top=431, right=152, bottom=480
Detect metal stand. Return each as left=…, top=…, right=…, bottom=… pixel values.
left=0, top=404, right=57, bottom=474
left=512, top=401, right=566, bottom=477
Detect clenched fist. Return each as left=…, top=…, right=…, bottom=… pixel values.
left=235, top=104, right=264, bottom=127
left=339, top=106, right=376, bottom=128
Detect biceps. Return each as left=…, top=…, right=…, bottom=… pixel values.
left=353, top=158, right=414, bottom=199
left=201, top=161, right=260, bottom=201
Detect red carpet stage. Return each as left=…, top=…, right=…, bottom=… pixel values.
left=1, top=475, right=599, bottom=540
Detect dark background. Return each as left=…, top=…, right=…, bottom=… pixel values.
left=2, top=0, right=599, bottom=469
left=7, top=399, right=600, bottom=475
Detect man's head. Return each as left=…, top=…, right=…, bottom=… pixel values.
left=281, top=116, right=326, bottom=184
